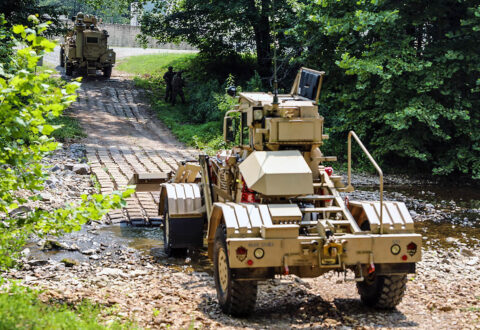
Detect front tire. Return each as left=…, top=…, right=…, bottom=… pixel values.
left=103, top=66, right=112, bottom=78
left=356, top=273, right=407, bottom=309
left=213, top=225, right=257, bottom=316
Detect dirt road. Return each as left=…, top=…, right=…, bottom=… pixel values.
left=10, top=70, right=480, bottom=329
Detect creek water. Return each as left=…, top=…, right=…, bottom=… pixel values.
left=27, top=182, right=479, bottom=265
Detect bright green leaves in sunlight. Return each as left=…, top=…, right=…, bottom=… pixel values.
left=0, top=18, right=133, bottom=270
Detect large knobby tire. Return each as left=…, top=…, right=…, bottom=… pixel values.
left=356, top=274, right=407, bottom=309
left=213, top=225, right=257, bottom=317
left=103, top=66, right=112, bottom=78
left=162, top=199, right=186, bottom=257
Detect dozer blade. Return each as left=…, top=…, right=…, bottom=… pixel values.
left=127, top=172, right=170, bottom=192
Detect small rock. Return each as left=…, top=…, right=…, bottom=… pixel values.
left=27, top=259, right=49, bottom=266
left=61, top=258, right=78, bottom=267
left=460, top=247, right=474, bottom=257
left=72, top=164, right=90, bottom=175
left=445, top=237, right=457, bottom=244
left=466, top=257, right=478, bottom=266
left=42, top=239, right=69, bottom=251
left=21, top=248, right=31, bottom=257
left=89, top=255, right=100, bottom=260
left=64, top=163, right=75, bottom=171
left=81, top=248, right=97, bottom=255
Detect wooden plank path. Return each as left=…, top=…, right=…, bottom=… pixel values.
left=73, top=80, right=198, bottom=225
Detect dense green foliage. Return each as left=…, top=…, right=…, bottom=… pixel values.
left=290, top=0, right=480, bottom=178
left=0, top=18, right=133, bottom=270
left=139, top=0, right=294, bottom=77
left=0, top=1, right=64, bottom=35
left=0, top=283, right=132, bottom=329
left=39, top=0, right=131, bottom=24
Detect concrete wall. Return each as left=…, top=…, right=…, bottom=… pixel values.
left=98, top=23, right=195, bottom=50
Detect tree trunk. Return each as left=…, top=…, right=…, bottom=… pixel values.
left=253, top=0, right=272, bottom=77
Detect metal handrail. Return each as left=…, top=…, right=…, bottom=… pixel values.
left=347, top=131, right=384, bottom=234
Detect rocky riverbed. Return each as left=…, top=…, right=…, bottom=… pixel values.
left=5, top=150, right=480, bottom=329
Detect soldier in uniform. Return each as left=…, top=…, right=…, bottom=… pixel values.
left=163, top=66, right=175, bottom=102
left=171, top=71, right=186, bottom=105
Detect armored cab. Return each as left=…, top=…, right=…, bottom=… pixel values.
left=60, top=12, right=116, bottom=78
left=131, top=68, right=422, bottom=317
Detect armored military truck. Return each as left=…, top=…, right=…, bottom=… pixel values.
left=131, top=68, right=422, bottom=316
left=60, top=12, right=115, bottom=78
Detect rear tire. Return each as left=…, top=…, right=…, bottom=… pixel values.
left=162, top=199, right=187, bottom=257
left=356, top=273, right=407, bottom=309
left=213, top=225, right=257, bottom=316
left=103, top=66, right=112, bottom=78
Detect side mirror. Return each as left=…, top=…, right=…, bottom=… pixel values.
left=226, top=86, right=236, bottom=97
left=224, top=116, right=237, bottom=143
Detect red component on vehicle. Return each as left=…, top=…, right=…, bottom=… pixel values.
left=236, top=246, right=247, bottom=256
left=247, top=259, right=253, bottom=266
left=344, top=196, right=349, bottom=207
left=325, top=167, right=333, bottom=176
left=368, top=263, right=375, bottom=274
left=284, top=265, right=289, bottom=275
left=407, top=242, right=417, bottom=251
left=401, top=255, right=408, bottom=261
left=241, top=178, right=259, bottom=203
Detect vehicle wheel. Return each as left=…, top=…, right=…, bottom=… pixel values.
left=356, top=273, right=407, bottom=309
left=103, top=66, right=112, bottom=78
left=60, top=48, right=65, bottom=67
left=213, top=224, right=257, bottom=316
left=162, top=199, right=186, bottom=257
left=65, top=64, right=73, bottom=76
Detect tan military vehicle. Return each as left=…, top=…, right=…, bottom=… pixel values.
left=132, top=68, right=421, bottom=316
left=60, top=12, right=115, bottom=78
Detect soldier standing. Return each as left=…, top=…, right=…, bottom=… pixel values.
left=171, top=71, right=186, bottom=105
left=163, top=66, right=175, bottom=102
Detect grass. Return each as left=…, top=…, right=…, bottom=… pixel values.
left=116, top=53, right=195, bottom=75
left=49, top=113, right=87, bottom=142
left=0, top=283, right=135, bottom=329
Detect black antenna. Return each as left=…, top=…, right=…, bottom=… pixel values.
left=272, top=0, right=279, bottom=108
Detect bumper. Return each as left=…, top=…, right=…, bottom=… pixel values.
left=227, top=233, right=422, bottom=269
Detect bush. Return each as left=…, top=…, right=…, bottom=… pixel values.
left=0, top=17, right=133, bottom=270
left=0, top=282, right=132, bottom=329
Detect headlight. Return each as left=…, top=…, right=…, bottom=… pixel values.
left=253, top=109, right=263, bottom=121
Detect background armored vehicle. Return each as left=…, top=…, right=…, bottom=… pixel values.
left=132, top=68, right=422, bottom=316
left=60, top=12, right=115, bottom=78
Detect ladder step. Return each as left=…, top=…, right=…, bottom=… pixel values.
left=301, top=207, right=344, bottom=213
left=292, top=195, right=334, bottom=201
left=327, top=220, right=351, bottom=225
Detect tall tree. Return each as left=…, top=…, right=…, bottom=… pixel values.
left=291, top=0, right=480, bottom=178
left=140, top=0, right=294, bottom=77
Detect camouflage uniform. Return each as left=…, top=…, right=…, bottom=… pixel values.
left=171, top=72, right=186, bottom=105
left=163, top=67, right=175, bottom=102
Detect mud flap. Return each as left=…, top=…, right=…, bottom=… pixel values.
left=168, top=216, right=205, bottom=249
